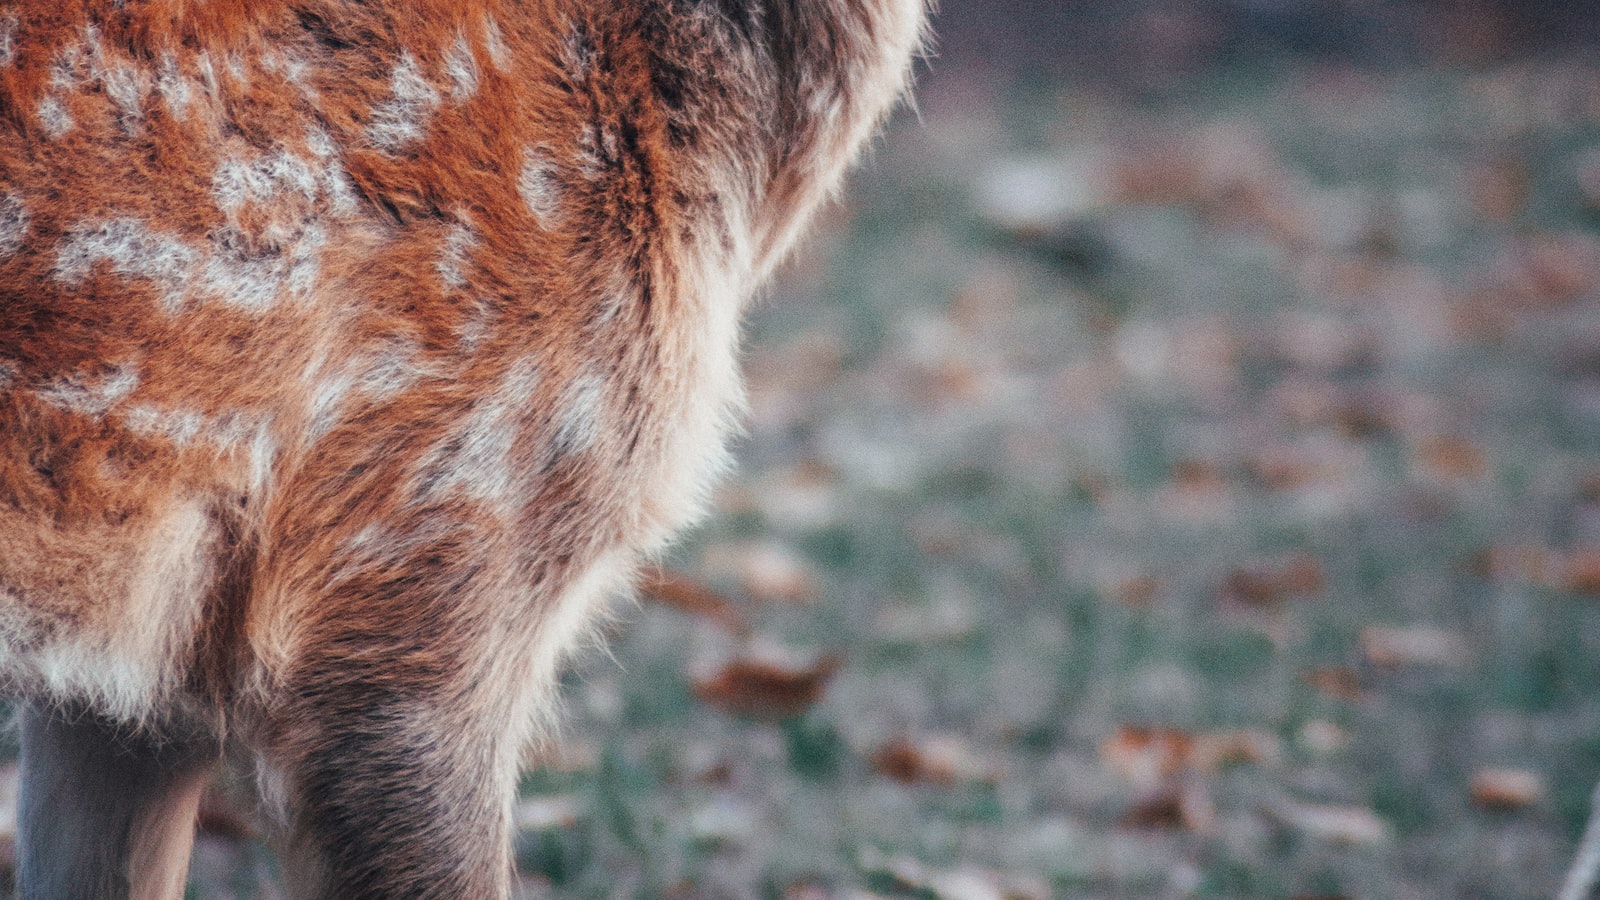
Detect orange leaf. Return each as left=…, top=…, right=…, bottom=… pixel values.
left=637, top=567, right=747, bottom=634
left=1470, top=768, right=1545, bottom=811
left=693, top=654, right=841, bottom=720
left=1564, top=550, right=1600, bottom=597
left=872, top=738, right=959, bottom=787
left=1304, top=666, right=1362, bottom=700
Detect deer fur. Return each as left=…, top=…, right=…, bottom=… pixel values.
left=0, top=0, right=927, bottom=896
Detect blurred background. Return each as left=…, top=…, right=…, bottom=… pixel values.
left=193, top=2, right=1600, bottom=897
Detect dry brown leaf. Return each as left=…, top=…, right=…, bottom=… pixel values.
left=1220, top=555, right=1325, bottom=608
left=1304, top=666, right=1363, bottom=700
left=1114, top=574, right=1161, bottom=607
left=1467, top=158, right=1530, bottom=223
left=1120, top=790, right=1186, bottom=829
left=1468, top=544, right=1562, bottom=584
left=693, top=654, right=841, bottom=720
left=1511, top=234, right=1600, bottom=307
left=636, top=567, right=748, bottom=634
left=873, top=738, right=958, bottom=786
left=1171, top=458, right=1228, bottom=493
left=1413, top=435, right=1487, bottom=480
left=780, top=882, right=830, bottom=900
left=870, top=735, right=996, bottom=787
left=1564, top=550, right=1600, bottom=596
left=1119, top=782, right=1216, bottom=833
left=1100, top=725, right=1194, bottom=788
left=1470, top=768, right=1546, bottom=811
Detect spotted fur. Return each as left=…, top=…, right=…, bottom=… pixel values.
left=0, top=0, right=926, bottom=896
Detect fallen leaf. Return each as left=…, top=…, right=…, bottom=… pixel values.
left=1115, top=574, right=1161, bottom=607
left=693, top=654, right=841, bottom=721
left=871, top=735, right=996, bottom=786
left=1467, top=157, right=1529, bottom=223
left=1100, top=725, right=1194, bottom=789
left=1120, top=790, right=1185, bottom=829
left=1470, top=768, right=1546, bottom=811
left=1221, top=555, right=1326, bottom=608
left=1303, top=666, right=1363, bottom=700
left=1171, top=458, right=1228, bottom=494
left=1413, top=435, right=1487, bottom=480
left=1120, top=781, right=1217, bottom=833
left=1564, top=550, right=1600, bottom=596
left=637, top=567, right=748, bottom=633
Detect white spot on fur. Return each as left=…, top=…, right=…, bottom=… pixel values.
left=367, top=52, right=440, bottom=153
left=416, top=358, right=540, bottom=507
left=305, top=340, right=428, bottom=439
left=437, top=223, right=475, bottom=290
left=559, top=25, right=594, bottom=83
left=51, top=30, right=99, bottom=90
left=121, top=404, right=205, bottom=446
left=37, top=95, right=72, bottom=138
left=519, top=148, right=561, bottom=226
left=482, top=18, right=512, bottom=72
left=214, top=152, right=319, bottom=208
left=212, top=150, right=321, bottom=244
left=205, top=412, right=278, bottom=493
left=553, top=370, right=606, bottom=457
left=0, top=359, right=17, bottom=388
left=56, top=221, right=198, bottom=306
left=0, top=16, right=17, bottom=68
left=56, top=218, right=324, bottom=312
left=202, top=224, right=326, bottom=310
left=304, top=128, right=360, bottom=216
left=444, top=35, right=478, bottom=100
left=262, top=50, right=317, bottom=102
left=0, top=193, right=27, bottom=255
left=156, top=53, right=193, bottom=117
left=196, top=51, right=219, bottom=98
left=35, top=363, right=139, bottom=418
left=102, top=62, right=149, bottom=132
left=245, top=421, right=277, bottom=494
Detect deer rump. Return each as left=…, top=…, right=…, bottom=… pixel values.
left=0, top=0, right=923, bottom=897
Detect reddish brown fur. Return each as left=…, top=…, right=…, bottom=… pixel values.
left=0, top=0, right=924, bottom=896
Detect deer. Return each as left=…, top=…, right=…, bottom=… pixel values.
left=0, top=0, right=927, bottom=896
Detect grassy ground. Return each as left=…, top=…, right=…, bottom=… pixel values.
left=492, top=63, right=1600, bottom=899
left=163, top=61, right=1600, bottom=899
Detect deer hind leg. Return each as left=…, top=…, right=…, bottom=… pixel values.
left=256, top=624, right=533, bottom=900
left=16, top=702, right=222, bottom=900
